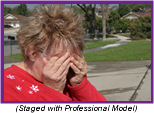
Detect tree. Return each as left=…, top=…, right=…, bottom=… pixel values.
left=96, top=16, right=102, bottom=30
left=130, top=16, right=151, bottom=40
left=144, top=4, right=151, bottom=9
left=131, top=4, right=145, bottom=12
left=128, top=4, right=151, bottom=12
left=72, top=6, right=84, bottom=14
left=117, top=4, right=151, bottom=16
left=108, top=9, right=120, bottom=24
left=107, top=9, right=120, bottom=33
left=117, top=4, right=131, bottom=17
left=77, top=4, right=96, bottom=33
left=4, top=6, right=11, bottom=16
left=10, top=6, right=18, bottom=14
left=17, top=4, right=29, bottom=16
left=114, top=19, right=131, bottom=33
left=100, top=4, right=110, bottom=40
left=29, top=4, right=45, bottom=15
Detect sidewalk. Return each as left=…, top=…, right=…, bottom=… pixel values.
left=83, top=34, right=131, bottom=54
left=87, top=60, right=151, bottom=101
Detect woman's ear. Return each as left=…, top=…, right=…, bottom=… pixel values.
left=29, top=51, right=36, bottom=62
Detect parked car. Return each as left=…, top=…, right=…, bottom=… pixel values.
left=4, top=25, right=13, bottom=28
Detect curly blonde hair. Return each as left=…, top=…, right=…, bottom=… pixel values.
left=17, top=4, right=85, bottom=62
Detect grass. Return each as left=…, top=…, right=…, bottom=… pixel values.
left=8, top=53, right=23, bottom=61
left=84, top=39, right=120, bottom=50
left=84, top=40, right=151, bottom=62
left=120, top=34, right=130, bottom=37
left=90, top=34, right=118, bottom=38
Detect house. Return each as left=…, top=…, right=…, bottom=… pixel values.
left=120, top=8, right=151, bottom=20
left=95, top=8, right=102, bottom=17
left=4, top=14, right=26, bottom=28
left=95, top=7, right=111, bottom=18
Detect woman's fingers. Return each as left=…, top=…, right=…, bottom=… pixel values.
left=43, top=56, right=59, bottom=71
left=70, top=53, right=88, bottom=76
left=71, top=53, right=86, bottom=71
left=61, top=63, right=71, bottom=82
left=42, top=52, right=71, bottom=93
left=51, top=52, right=70, bottom=73
left=55, top=57, right=70, bottom=77
left=44, top=52, right=70, bottom=74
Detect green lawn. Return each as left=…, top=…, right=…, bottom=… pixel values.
left=90, top=34, right=118, bottom=38
left=84, top=39, right=120, bottom=50
left=120, top=34, right=130, bottom=37
left=84, top=40, right=151, bottom=62
left=8, top=54, right=23, bottom=61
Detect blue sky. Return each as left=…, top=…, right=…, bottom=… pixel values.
left=4, top=4, right=118, bottom=10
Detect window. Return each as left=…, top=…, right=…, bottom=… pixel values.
left=13, top=22, right=16, bottom=27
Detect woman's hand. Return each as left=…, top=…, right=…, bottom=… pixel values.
left=68, top=52, right=88, bottom=86
left=42, top=52, right=70, bottom=93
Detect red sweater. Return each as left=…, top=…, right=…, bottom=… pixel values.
left=4, top=65, right=106, bottom=101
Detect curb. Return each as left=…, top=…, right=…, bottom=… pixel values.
left=129, top=64, right=151, bottom=101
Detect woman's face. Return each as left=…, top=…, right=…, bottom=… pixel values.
left=31, top=43, right=74, bottom=83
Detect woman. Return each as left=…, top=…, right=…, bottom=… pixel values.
left=4, top=4, right=106, bottom=101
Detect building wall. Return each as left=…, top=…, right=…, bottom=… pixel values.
left=124, top=14, right=138, bottom=20
left=95, top=12, right=102, bottom=18
left=6, top=15, right=14, bottom=19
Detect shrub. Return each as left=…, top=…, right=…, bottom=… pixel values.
left=129, top=16, right=151, bottom=40
left=146, top=31, right=151, bottom=39
left=115, top=19, right=131, bottom=33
